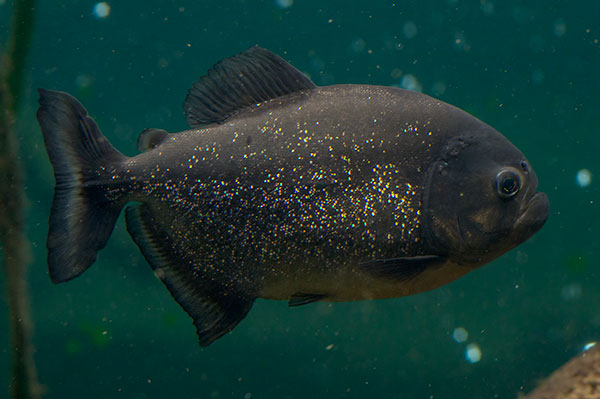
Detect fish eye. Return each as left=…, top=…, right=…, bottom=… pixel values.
left=496, top=169, right=521, bottom=199
left=520, top=160, right=529, bottom=173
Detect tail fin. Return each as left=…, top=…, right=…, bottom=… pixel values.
left=36, top=89, right=127, bottom=283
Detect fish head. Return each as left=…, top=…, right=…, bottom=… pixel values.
left=422, top=126, right=549, bottom=266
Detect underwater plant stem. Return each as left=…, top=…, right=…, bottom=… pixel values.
left=3, top=0, right=36, bottom=109
left=0, top=232, right=40, bottom=399
left=0, top=0, right=41, bottom=398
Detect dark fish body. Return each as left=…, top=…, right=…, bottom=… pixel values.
left=37, top=47, right=549, bottom=346
left=123, top=85, right=509, bottom=300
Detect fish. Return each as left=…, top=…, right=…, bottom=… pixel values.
left=36, top=46, right=549, bottom=346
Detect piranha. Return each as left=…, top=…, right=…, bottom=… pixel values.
left=37, top=46, right=549, bottom=346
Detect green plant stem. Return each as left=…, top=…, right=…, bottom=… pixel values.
left=0, top=0, right=41, bottom=398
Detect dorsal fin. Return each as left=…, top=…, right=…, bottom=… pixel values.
left=183, top=46, right=316, bottom=127
left=137, top=128, right=168, bottom=152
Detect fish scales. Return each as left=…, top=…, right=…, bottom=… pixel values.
left=121, top=86, right=462, bottom=299
left=36, top=46, right=549, bottom=346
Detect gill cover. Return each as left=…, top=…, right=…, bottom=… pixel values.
left=422, top=130, right=535, bottom=265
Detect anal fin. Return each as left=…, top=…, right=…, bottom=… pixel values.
left=125, top=204, right=255, bottom=346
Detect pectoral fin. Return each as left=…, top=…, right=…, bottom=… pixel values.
left=288, top=293, right=327, bottom=307
left=359, top=255, right=446, bottom=282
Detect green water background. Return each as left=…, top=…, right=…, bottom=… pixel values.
left=1, top=0, right=598, bottom=397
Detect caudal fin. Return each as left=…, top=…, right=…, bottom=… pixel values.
left=36, top=89, right=127, bottom=283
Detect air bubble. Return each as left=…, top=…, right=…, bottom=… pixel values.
left=576, top=169, right=591, bottom=187
left=452, top=327, right=468, bottom=343
left=93, top=2, right=111, bottom=18
left=465, top=343, right=482, bottom=363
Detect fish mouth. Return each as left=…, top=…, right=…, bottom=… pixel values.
left=513, top=191, right=549, bottom=242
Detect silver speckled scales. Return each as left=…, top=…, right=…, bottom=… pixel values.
left=37, top=47, right=548, bottom=346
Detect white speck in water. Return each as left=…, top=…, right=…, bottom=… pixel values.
left=453, top=32, right=471, bottom=52
left=244, top=393, right=252, bottom=399
left=576, top=169, right=591, bottom=187
left=452, top=327, right=468, bottom=343
left=325, top=344, right=334, bottom=350
left=93, top=2, right=111, bottom=18
left=465, top=343, right=482, bottom=363
left=275, top=0, right=293, bottom=9
left=583, top=342, right=596, bottom=351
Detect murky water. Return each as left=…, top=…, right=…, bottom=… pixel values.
left=1, top=1, right=598, bottom=397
